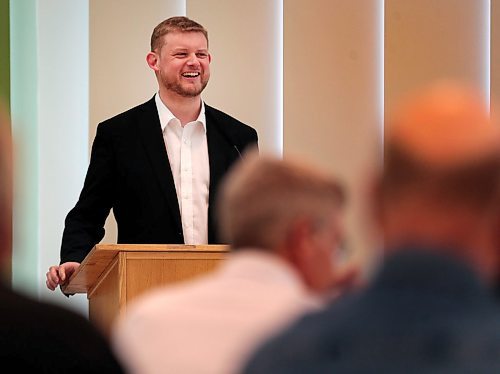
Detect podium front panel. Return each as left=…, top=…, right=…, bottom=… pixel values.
left=123, top=251, right=225, bottom=304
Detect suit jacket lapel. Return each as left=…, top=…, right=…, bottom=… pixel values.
left=137, top=97, right=183, bottom=237
left=206, top=106, right=238, bottom=243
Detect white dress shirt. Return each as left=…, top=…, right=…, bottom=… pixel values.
left=112, top=250, right=322, bottom=374
left=155, top=93, right=209, bottom=244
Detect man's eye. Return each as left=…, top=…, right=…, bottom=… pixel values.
left=175, top=53, right=187, bottom=57
left=196, top=53, right=207, bottom=58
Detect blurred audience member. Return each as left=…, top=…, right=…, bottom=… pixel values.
left=112, top=152, right=350, bottom=374
left=0, top=108, right=124, bottom=373
left=243, top=82, right=500, bottom=373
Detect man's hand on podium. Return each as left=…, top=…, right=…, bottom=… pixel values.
left=46, top=262, right=80, bottom=291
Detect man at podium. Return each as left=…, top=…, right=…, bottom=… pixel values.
left=46, top=16, right=258, bottom=292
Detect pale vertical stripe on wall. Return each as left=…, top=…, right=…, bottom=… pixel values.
left=187, top=0, right=283, bottom=154
left=385, top=0, right=491, bottom=114
left=10, top=0, right=38, bottom=296
left=11, top=0, right=90, bottom=315
left=492, top=0, right=500, bottom=117
left=90, top=0, right=186, bottom=245
left=284, top=0, right=383, bottom=273
left=485, top=0, right=491, bottom=109
left=37, top=0, right=90, bottom=314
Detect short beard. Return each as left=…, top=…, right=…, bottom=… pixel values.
left=165, top=79, right=209, bottom=98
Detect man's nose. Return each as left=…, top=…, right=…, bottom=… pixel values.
left=187, top=53, right=200, bottom=66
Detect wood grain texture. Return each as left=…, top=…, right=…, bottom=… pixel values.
left=63, top=244, right=229, bottom=294
left=63, top=244, right=229, bottom=336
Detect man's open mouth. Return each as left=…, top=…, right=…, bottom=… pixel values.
left=182, top=72, right=200, bottom=78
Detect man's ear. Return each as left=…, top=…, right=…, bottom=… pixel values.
left=283, top=219, right=314, bottom=269
left=146, top=52, right=160, bottom=72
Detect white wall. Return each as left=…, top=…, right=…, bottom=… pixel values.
left=10, top=0, right=38, bottom=295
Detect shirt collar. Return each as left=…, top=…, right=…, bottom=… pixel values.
left=155, top=92, right=207, bottom=133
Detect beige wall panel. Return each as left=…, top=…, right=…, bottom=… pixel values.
left=90, top=0, right=185, bottom=244
left=284, top=0, right=383, bottom=272
left=90, top=0, right=185, bottom=141
left=385, top=0, right=490, bottom=114
left=187, top=0, right=282, bottom=153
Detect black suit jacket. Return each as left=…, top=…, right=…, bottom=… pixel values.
left=61, top=96, right=258, bottom=264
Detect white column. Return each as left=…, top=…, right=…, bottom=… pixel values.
left=11, top=0, right=90, bottom=315
left=492, top=0, right=500, bottom=118
left=10, top=0, right=39, bottom=295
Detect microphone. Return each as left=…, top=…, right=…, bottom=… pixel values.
left=233, top=144, right=242, bottom=158
left=207, top=108, right=245, bottom=159
left=213, top=123, right=242, bottom=159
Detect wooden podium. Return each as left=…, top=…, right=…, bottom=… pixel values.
left=62, top=244, right=229, bottom=335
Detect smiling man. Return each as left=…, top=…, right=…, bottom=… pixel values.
left=46, top=16, right=258, bottom=292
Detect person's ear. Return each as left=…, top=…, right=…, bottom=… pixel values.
left=282, top=219, right=310, bottom=267
left=146, top=52, right=160, bottom=72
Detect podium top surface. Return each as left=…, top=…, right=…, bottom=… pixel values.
left=62, top=244, right=230, bottom=294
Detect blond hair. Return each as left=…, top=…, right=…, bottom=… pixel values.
left=150, top=16, right=208, bottom=52
left=217, top=153, right=344, bottom=250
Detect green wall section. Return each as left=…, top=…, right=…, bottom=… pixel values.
left=10, top=0, right=39, bottom=296
left=0, top=0, right=9, bottom=110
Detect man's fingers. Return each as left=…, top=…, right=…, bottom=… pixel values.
left=59, top=266, right=66, bottom=283
left=46, top=262, right=80, bottom=291
left=46, top=267, right=60, bottom=285
left=46, top=278, right=55, bottom=291
left=45, top=274, right=57, bottom=290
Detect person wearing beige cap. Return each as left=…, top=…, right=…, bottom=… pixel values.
left=243, top=81, right=500, bottom=373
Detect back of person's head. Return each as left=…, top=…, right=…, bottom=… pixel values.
left=382, top=81, right=500, bottom=205
left=151, top=16, right=208, bottom=52
left=217, top=153, right=344, bottom=250
left=377, top=81, right=500, bottom=279
left=0, top=106, right=12, bottom=266
left=217, top=153, right=345, bottom=292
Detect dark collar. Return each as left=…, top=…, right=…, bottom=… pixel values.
left=370, top=247, right=493, bottom=303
